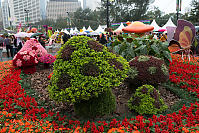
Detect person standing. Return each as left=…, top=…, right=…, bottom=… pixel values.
left=4, top=35, right=13, bottom=58
left=17, top=37, right=23, bottom=52
left=11, top=35, right=17, bottom=56
left=38, top=36, right=46, bottom=49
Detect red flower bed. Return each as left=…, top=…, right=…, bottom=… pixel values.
left=1, top=55, right=199, bottom=132
left=169, top=57, right=199, bottom=98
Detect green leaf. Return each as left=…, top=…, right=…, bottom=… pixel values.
left=134, top=45, right=147, bottom=52
left=163, top=51, right=172, bottom=61
left=151, top=44, right=159, bottom=54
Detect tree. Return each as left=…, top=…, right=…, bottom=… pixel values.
left=72, top=8, right=103, bottom=30
left=99, top=0, right=151, bottom=24
left=188, top=0, right=199, bottom=25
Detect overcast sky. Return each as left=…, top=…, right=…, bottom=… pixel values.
left=78, top=0, right=192, bottom=14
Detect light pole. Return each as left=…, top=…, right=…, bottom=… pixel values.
left=66, top=12, right=71, bottom=29
left=24, top=9, right=30, bottom=27
left=106, top=0, right=110, bottom=28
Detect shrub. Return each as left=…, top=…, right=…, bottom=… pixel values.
left=48, top=36, right=129, bottom=117
left=126, top=55, right=169, bottom=88
left=110, top=34, right=172, bottom=64
left=49, top=36, right=129, bottom=103
left=74, top=89, right=116, bottom=117
left=39, top=54, right=56, bottom=64
left=13, top=51, right=38, bottom=67
left=128, top=85, right=167, bottom=115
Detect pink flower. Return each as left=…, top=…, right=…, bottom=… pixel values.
left=23, top=55, right=30, bottom=61
left=35, top=58, right=38, bottom=64
left=16, top=59, right=22, bottom=67
left=29, top=51, right=35, bottom=57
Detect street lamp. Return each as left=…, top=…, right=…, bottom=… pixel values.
left=106, top=0, right=110, bottom=28
left=66, top=12, right=71, bottom=29
left=24, top=9, right=30, bottom=27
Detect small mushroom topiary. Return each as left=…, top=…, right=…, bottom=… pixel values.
left=126, top=55, right=169, bottom=89
left=48, top=36, right=129, bottom=117
left=128, top=85, right=167, bottom=115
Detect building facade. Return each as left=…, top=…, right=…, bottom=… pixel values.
left=46, top=0, right=81, bottom=20
left=83, top=0, right=101, bottom=10
left=2, top=0, right=47, bottom=28
left=2, top=0, right=11, bottom=28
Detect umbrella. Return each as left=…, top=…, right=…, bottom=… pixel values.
left=158, top=29, right=166, bottom=32
left=15, top=32, right=34, bottom=38
left=30, top=33, right=43, bottom=38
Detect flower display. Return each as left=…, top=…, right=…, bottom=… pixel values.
left=13, top=51, right=38, bottom=67
left=39, top=54, right=56, bottom=64
left=18, top=38, right=48, bottom=58
left=2, top=53, right=199, bottom=132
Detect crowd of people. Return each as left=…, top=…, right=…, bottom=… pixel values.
left=1, top=29, right=198, bottom=59
left=0, top=34, right=47, bottom=58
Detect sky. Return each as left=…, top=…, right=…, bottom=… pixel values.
left=78, top=0, right=192, bottom=14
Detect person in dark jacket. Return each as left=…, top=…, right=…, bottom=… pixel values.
left=99, top=33, right=107, bottom=45
left=4, top=35, right=13, bottom=58
left=38, top=36, right=46, bottom=48
left=11, top=35, right=17, bottom=56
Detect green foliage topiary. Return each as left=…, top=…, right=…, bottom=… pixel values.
left=74, top=89, right=116, bottom=117
left=128, top=85, right=167, bottom=115
left=48, top=36, right=129, bottom=104
left=126, top=55, right=169, bottom=88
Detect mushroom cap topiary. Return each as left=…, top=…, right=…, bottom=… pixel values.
left=48, top=36, right=129, bottom=103
left=127, top=55, right=169, bottom=88
left=128, top=84, right=167, bottom=115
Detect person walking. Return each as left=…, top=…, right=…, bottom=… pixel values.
left=4, top=35, right=13, bottom=58
left=11, top=35, right=17, bottom=56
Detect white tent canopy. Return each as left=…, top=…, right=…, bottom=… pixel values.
left=162, top=18, right=176, bottom=29
left=87, top=26, right=93, bottom=32
left=82, top=27, right=86, bottom=32
left=74, top=27, right=79, bottom=33
left=150, top=20, right=161, bottom=31
left=114, top=23, right=125, bottom=32
left=95, top=25, right=104, bottom=34
left=69, top=28, right=74, bottom=35
left=63, top=29, right=70, bottom=34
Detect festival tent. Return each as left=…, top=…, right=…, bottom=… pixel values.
left=114, top=23, right=125, bottom=33
left=74, top=27, right=79, bottom=33
left=150, top=20, right=161, bottom=31
left=63, top=29, right=70, bottom=34
left=69, top=28, right=74, bottom=35
left=88, top=31, right=100, bottom=36
left=95, top=25, right=104, bottom=34
left=82, top=27, right=87, bottom=32
left=87, top=26, right=93, bottom=32
left=162, top=18, right=176, bottom=29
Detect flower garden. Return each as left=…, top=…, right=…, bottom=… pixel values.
left=1, top=21, right=199, bottom=132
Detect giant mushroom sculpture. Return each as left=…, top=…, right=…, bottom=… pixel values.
left=122, top=21, right=154, bottom=33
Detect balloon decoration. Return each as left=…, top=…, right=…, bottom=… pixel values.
left=122, top=21, right=154, bottom=33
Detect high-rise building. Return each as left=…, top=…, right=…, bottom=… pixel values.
left=83, top=0, right=101, bottom=10
left=46, top=0, right=81, bottom=20
left=2, top=0, right=11, bottom=28
left=2, top=0, right=47, bottom=28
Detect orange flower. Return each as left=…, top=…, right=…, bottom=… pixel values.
left=182, top=127, right=189, bottom=133
left=0, top=127, right=7, bottom=132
